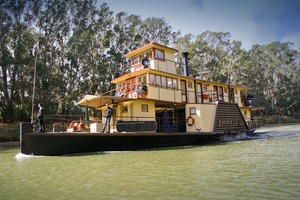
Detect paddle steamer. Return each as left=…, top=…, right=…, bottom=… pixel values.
left=20, top=43, right=264, bottom=155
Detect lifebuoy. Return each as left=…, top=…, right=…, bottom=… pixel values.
left=186, top=115, right=195, bottom=126
left=68, top=121, right=85, bottom=131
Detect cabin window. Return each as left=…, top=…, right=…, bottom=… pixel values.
left=137, top=76, right=142, bottom=84
left=167, top=77, right=172, bottom=88
left=189, top=107, right=196, bottom=115
left=224, top=87, right=228, bottom=93
left=161, top=76, right=166, bottom=88
left=138, top=74, right=147, bottom=84
left=155, top=49, right=165, bottom=60
left=142, top=74, right=147, bottom=83
left=173, top=79, right=178, bottom=89
left=149, top=74, right=155, bottom=86
left=188, top=82, right=193, bottom=88
left=122, top=105, right=128, bottom=113
left=155, top=75, right=161, bottom=86
left=141, top=104, right=148, bottom=112
left=121, top=81, right=125, bottom=89
left=117, top=83, right=121, bottom=90
left=126, top=80, right=130, bottom=92
left=131, top=78, right=136, bottom=90
left=203, top=84, right=208, bottom=91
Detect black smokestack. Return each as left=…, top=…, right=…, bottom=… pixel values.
left=182, top=52, right=189, bottom=76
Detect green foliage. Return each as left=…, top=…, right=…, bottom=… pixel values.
left=176, top=32, right=300, bottom=117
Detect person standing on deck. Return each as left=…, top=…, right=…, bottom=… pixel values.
left=101, top=104, right=113, bottom=133
left=37, top=103, right=46, bottom=132
left=163, top=109, right=170, bottom=132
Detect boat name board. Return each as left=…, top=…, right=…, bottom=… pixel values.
left=216, top=119, right=242, bottom=126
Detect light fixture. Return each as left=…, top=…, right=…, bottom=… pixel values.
left=142, top=58, right=149, bottom=68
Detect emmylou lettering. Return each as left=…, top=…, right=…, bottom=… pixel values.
left=216, top=119, right=241, bottom=126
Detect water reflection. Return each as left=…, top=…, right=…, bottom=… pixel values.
left=1, top=124, right=299, bottom=200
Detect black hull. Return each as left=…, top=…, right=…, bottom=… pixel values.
left=20, top=122, right=223, bottom=156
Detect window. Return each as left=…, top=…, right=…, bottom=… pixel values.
left=188, top=82, right=193, bottom=88
left=138, top=76, right=142, bottom=84
left=145, top=50, right=152, bottom=59
left=132, top=56, right=139, bottom=65
left=173, top=79, right=178, bottom=89
left=219, top=86, right=223, bottom=92
left=167, top=77, right=172, bottom=88
left=121, top=81, right=125, bottom=90
left=141, top=104, right=148, bottom=112
left=155, top=49, right=165, bottom=60
left=122, top=105, right=128, bottom=113
left=149, top=74, right=155, bottom=86
left=126, top=80, right=130, bottom=91
left=155, top=75, right=161, bottom=86
left=161, top=76, right=166, bottom=88
left=142, top=74, right=147, bottom=83
left=189, top=107, right=196, bottom=115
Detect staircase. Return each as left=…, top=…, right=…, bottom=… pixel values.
left=214, top=102, right=248, bottom=133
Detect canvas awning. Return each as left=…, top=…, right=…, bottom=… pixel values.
left=76, top=95, right=129, bottom=109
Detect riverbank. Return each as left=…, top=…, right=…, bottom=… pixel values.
left=0, top=123, right=19, bottom=143
left=0, top=141, right=19, bottom=147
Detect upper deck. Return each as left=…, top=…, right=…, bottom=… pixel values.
left=110, top=43, right=259, bottom=109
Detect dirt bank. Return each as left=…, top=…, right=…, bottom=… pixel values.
left=0, top=141, right=19, bottom=147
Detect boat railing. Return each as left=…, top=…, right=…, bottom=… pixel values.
left=245, top=117, right=266, bottom=130
left=35, top=114, right=86, bottom=133
left=191, top=90, right=262, bottom=108
left=39, top=114, right=180, bottom=133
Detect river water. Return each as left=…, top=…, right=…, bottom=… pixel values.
left=1, top=124, right=299, bottom=200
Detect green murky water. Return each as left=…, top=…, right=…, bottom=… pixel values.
left=1, top=124, right=299, bottom=200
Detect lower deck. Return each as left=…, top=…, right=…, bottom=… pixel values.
left=21, top=122, right=253, bottom=156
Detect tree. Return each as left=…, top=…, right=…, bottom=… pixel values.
left=0, top=0, right=35, bottom=122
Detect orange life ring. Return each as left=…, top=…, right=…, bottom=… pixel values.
left=186, top=116, right=195, bottom=126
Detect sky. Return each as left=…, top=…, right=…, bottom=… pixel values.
left=101, top=0, right=300, bottom=51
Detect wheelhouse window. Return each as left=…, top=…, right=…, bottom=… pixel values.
left=155, top=49, right=165, bottom=60
left=145, top=50, right=152, bottom=59
left=131, top=50, right=153, bottom=69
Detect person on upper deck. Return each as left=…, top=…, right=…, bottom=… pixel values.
left=247, top=94, right=254, bottom=107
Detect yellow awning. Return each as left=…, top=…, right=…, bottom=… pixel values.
left=77, top=95, right=130, bottom=109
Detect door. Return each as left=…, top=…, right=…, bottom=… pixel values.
left=180, top=80, right=187, bottom=103
left=197, top=83, right=202, bottom=103
left=229, top=88, right=234, bottom=103
left=213, top=85, right=218, bottom=101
